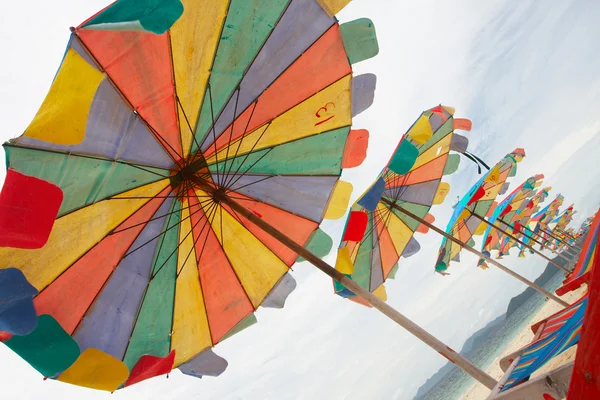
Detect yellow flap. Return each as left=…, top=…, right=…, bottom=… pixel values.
left=57, top=348, right=129, bottom=391
left=324, top=180, right=353, bottom=220
left=335, top=247, right=354, bottom=274
left=407, top=115, right=433, bottom=145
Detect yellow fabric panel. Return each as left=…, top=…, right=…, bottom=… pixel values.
left=24, top=49, right=104, bottom=145
left=172, top=200, right=212, bottom=365
left=407, top=115, right=433, bottom=145
left=433, top=182, right=451, bottom=205
left=207, top=75, right=352, bottom=163
left=413, top=134, right=452, bottom=170
left=197, top=191, right=288, bottom=308
left=482, top=183, right=503, bottom=201
left=485, top=165, right=501, bottom=183
left=442, top=106, right=455, bottom=115
left=324, top=180, right=353, bottom=220
left=373, top=284, right=387, bottom=301
left=335, top=247, right=354, bottom=274
left=171, top=0, right=228, bottom=156
left=474, top=222, right=488, bottom=236
left=316, top=0, right=351, bottom=17
left=57, top=348, right=129, bottom=391
left=379, top=204, right=412, bottom=256
left=0, top=180, right=168, bottom=290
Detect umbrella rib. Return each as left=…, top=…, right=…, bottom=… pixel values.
left=176, top=95, right=203, bottom=158
left=207, top=83, right=223, bottom=186
left=221, top=122, right=272, bottom=190
left=221, top=100, right=259, bottom=183
left=110, top=202, right=201, bottom=235
left=223, top=147, right=274, bottom=192
left=167, top=30, right=187, bottom=160
left=123, top=197, right=215, bottom=262
left=220, top=86, right=242, bottom=182
left=71, top=32, right=184, bottom=164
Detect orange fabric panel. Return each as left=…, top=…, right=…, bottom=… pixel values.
left=342, top=129, right=369, bottom=169
left=375, top=213, right=400, bottom=279
left=204, top=25, right=351, bottom=157
left=34, top=187, right=171, bottom=334
left=77, top=30, right=180, bottom=159
left=416, top=213, right=435, bottom=234
left=453, top=118, right=472, bottom=131
left=220, top=193, right=318, bottom=266
left=405, top=154, right=448, bottom=186
left=458, top=223, right=471, bottom=243
left=187, top=195, right=254, bottom=344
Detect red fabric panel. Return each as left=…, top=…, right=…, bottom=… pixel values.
left=220, top=192, right=318, bottom=266
left=341, top=130, right=369, bottom=169
left=485, top=235, right=493, bottom=247
left=0, top=169, right=63, bottom=249
left=342, top=211, right=368, bottom=242
left=187, top=195, right=253, bottom=344
left=500, top=204, right=513, bottom=218
left=0, top=332, right=12, bottom=342
left=204, top=25, right=351, bottom=156
left=404, top=154, right=448, bottom=186
left=76, top=29, right=180, bottom=159
left=568, top=233, right=600, bottom=399
left=556, top=272, right=590, bottom=296
left=125, top=350, right=175, bottom=387
left=374, top=213, right=399, bottom=279
left=468, top=186, right=485, bottom=206
left=416, top=213, right=435, bottom=234
left=452, top=118, right=472, bottom=131
left=34, top=187, right=170, bottom=334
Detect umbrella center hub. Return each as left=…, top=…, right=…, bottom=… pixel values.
left=169, top=153, right=213, bottom=199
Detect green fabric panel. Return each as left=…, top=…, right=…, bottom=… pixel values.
left=297, top=228, right=333, bottom=262
left=467, top=238, right=476, bottom=247
left=418, top=118, right=453, bottom=155
left=508, top=164, right=518, bottom=177
left=339, top=18, right=379, bottom=65
left=333, top=274, right=352, bottom=294
left=503, top=211, right=516, bottom=223
left=122, top=200, right=180, bottom=370
left=389, top=201, right=429, bottom=231
left=192, top=0, right=290, bottom=149
left=84, top=0, right=184, bottom=34
left=208, top=127, right=349, bottom=176
left=221, top=314, right=257, bottom=342
left=5, top=146, right=165, bottom=217
left=474, top=199, right=494, bottom=218
left=387, top=263, right=399, bottom=279
left=350, top=217, right=373, bottom=290
left=389, top=139, right=418, bottom=175
left=443, top=154, right=461, bottom=176
left=4, top=315, right=80, bottom=377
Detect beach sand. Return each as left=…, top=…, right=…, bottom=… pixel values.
left=462, top=284, right=588, bottom=400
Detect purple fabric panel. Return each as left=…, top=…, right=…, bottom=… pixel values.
left=178, top=348, right=228, bottom=378
left=402, top=237, right=421, bottom=258
left=499, top=182, right=510, bottom=195
left=428, top=113, right=444, bottom=133
left=384, top=180, right=440, bottom=206
left=216, top=174, right=337, bottom=222
left=465, top=215, right=481, bottom=234
left=451, top=252, right=461, bottom=262
left=200, top=0, right=335, bottom=151
left=261, top=273, right=296, bottom=309
left=16, top=46, right=173, bottom=170
left=370, top=225, right=384, bottom=292
left=351, top=74, right=376, bottom=117
left=73, top=196, right=175, bottom=359
left=450, top=134, right=469, bottom=153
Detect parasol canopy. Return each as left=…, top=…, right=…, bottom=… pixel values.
left=331, top=105, right=474, bottom=302
left=0, top=0, right=379, bottom=391
left=480, top=174, right=544, bottom=258
left=435, top=148, right=526, bottom=273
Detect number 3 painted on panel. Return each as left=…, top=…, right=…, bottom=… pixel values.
left=314, top=102, right=335, bottom=126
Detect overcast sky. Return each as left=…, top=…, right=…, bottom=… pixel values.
left=1, top=0, right=599, bottom=399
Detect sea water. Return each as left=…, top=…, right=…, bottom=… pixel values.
left=418, top=271, right=566, bottom=400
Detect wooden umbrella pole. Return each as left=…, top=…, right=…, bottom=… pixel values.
left=522, top=225, right=579, bottom=253
left=188, top=184, right=498, bottom=389
left=469, top=212, right=570, bottom=273
left=381, top=199, right=570, bottom=308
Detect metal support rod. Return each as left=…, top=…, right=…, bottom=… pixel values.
left=188, top=178, right=498, bottom=390
left=381, top=199, right=569, bottom=308
left=470, top=213, right=570, bottom=273
left=493, top=218, right=574, bottom=264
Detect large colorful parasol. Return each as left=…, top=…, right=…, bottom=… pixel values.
left=0, top=0, right=379, bottom=391
left=331, top=105, right=474, bottom=302
left=435, top=148, right=526, bottom=273
left=525, top=193, right=565, bottom=250
left=497, top=186, right=551, bottom=257
left=480, top=174, right=544, bottom=258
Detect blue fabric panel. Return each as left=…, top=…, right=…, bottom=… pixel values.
left=357, top=177, right=385, bottom=211
left=0, top=268, right=38, bottom=335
